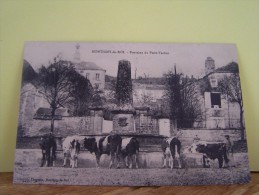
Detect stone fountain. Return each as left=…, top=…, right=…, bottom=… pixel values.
left=111, top=60, right=135, bottom=134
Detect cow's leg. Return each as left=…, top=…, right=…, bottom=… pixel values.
left=128, top=154, right=133, bottom=169
left=170, top=156, right=174, bottom=169
left=69, top=157, right=72, bottom=167
left=45, top=151, right=50, bottom=167
left=45, top=155, right=49, bottom=167
left=75, top=155, right=78, bottom=168
left=41, top=153, right=46, bottom=167
left=125, top=156, right=129, bottom=168
left=202, top=155, right=206, bottom=168
left=52, top=149, right=56, bottom=167
left=218, top=156, right=223, bottom=168
left=177, top=156, right=182, bottom=169
left=49, top=149, right=53, bottom=167
left=96, top=154, right=101, bottom=168
left=70, top=157, right=73, bottom=168
left=203, top=155, right=210, bottom=168
left=63, top=153, right=67, bottom=167
left=135, top=153, right=138, bottom=169
left=116, top=152, right=120, bottom=169
left=223, top=152, right=229, bottom=168
left=175, top=151, right=181, bottom=169
left=109, top=152, right=115, bottom=169
left=162, top=153, right=167, bottom=168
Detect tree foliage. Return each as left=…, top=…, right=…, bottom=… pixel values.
left=218, top=73, right=245, bottom=140
left=164, top=70, right=202, bottom=128
left=22, top=60, right=38, bottom=84
left=69, top=70, right=94, bottom=116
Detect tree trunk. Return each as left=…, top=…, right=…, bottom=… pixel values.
left=50, top=108, right=56, bottom=133
left=239, top=103, right=245, bottom=141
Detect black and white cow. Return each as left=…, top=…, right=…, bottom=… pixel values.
left=39, top=133, right=57, bottom=167
left=121, top=137, right=139, bottom=169
left=161, top=137, right=182, bottom=169
left=84, top=134, right=122, bottom=168
left=186, top=141, right=228, bottom=168
left=62, top=135, right=83, bottom=168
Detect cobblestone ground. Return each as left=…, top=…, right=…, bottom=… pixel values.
left=13, top=166, right=250, bottom=186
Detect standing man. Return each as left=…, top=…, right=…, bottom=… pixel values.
left=224, top=135, right=234, bottom=167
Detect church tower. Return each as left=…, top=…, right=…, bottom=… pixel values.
left=73, top=43, right=81, bottom=63
left=205, top=57, right=215, bottom=75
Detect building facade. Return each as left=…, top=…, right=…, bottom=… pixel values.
left=198, top=59, right=242, bottom=129
left=73, top=44, right=106, bottom=90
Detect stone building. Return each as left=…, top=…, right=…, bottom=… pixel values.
left=73, top=44, right=106, bottom=91
left=196, top=59, right=242, bottom=129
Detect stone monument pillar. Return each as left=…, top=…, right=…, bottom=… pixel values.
left=112, top=60, right=135, bottom=134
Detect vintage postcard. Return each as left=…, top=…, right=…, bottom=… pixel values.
left=13, top=42, right=250, bottom=186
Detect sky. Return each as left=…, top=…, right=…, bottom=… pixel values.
left=24, top=42, right=238, bottom=78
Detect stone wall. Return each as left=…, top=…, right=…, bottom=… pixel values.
left=22, top=117, right=90, bottom=137
left=135, top=113, right=159, bottom=135
left=179, top=129, right=242, bottom=146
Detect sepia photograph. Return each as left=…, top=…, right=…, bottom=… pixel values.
left=13, top=42, right=250, bottom=186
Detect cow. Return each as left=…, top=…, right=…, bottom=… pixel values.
left=185, top=141, right=228, bottom=168
left=121, top=137, right=139, bottom=169
left=161, top=137, right=182, bottom=169
left=62, top=135, right=83, bottom=168
left=84, top=134, right=122, bottom=168
left=39, top=133, right=57, bottom=167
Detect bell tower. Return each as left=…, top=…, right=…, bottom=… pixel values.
left=205, top=57, right=215, bottom=75
left=73, top=43, right=81, bottom=63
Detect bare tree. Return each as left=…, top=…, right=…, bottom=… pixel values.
left=218, top=73, right=245, bottom=140
left=38, top=58, right=76, bottom=132
left=180, top=76, right=203, bottom=128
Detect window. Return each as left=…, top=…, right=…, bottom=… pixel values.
left=86, top=73, right=90, bottom=79
left=96, top=73, right=100, bottom=81
left=210, top=76, right=218, bottom=88
left=94, top=83, right=100, bottom=89
left=211, top=93, right=221, bottom=108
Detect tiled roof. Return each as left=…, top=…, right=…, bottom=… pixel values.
left=73, top=61, right=106, bottom=71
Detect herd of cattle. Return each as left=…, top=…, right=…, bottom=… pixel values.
left=39, top=133, right=231, bottom=169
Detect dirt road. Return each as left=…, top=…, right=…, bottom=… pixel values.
left=13, top=166, right=250, bottom=186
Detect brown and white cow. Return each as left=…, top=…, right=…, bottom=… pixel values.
left=83, top=134, right=122, bottom=168
left=185, top=141, right=228, bottom=168
left=62, top=135, right=83, bottom=168
left=161, top=137, right=182, bottom=169
left=121, top=137, right=139, bottom=169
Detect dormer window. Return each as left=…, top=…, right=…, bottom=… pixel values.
left=210, top=76, right=218, bottom=88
